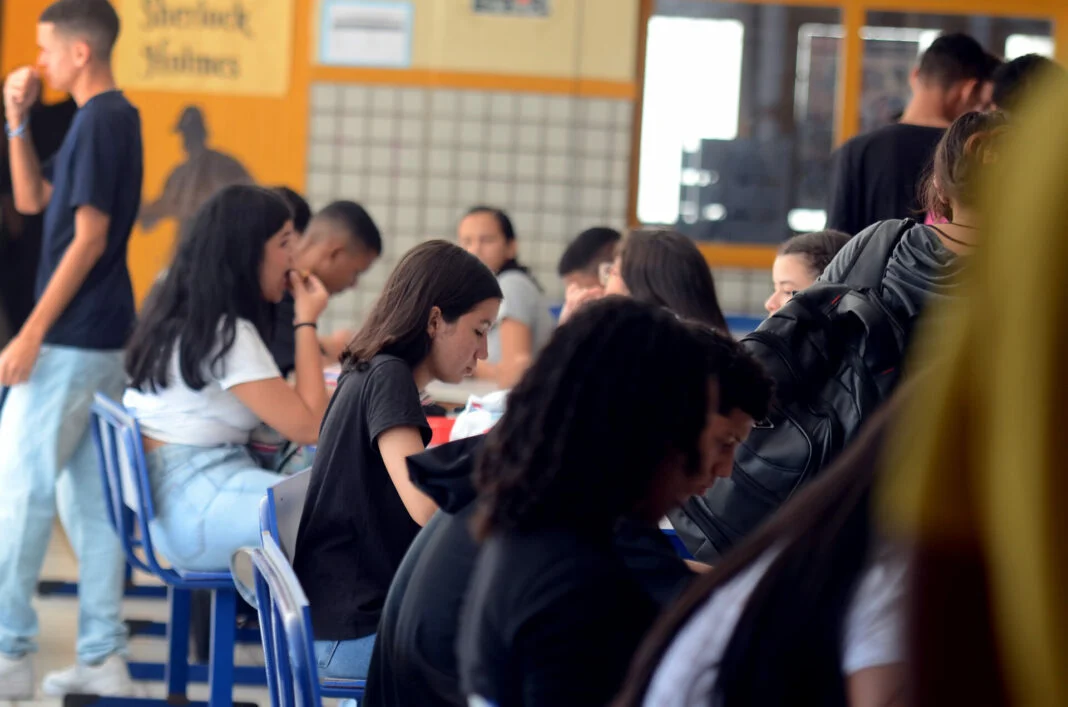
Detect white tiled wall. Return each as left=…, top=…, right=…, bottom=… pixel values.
left=306, top=83, right=633, bottom=334
left=712, top=267, right=770, bottom=319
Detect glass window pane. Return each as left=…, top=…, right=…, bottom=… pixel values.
left=1006, top=34, right=1054, bottom=59
left=638, top=1, right=841, bottom=244
left=861, top=12, right=1053, bottom=132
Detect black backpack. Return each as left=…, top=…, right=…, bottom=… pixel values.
left=671, top=219, right=915, bottom=562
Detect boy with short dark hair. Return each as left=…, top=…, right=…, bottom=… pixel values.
left=557, top=226, right=621, bottom=289
left=0, top=0, right=142, bottom=697
left=827, top=33, right=1000, bottom=235
left=267, top=197, right=382, bottom=374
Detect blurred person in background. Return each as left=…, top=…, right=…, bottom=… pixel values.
left=557, top=226, right=621, bottom=290
left=990, top=53, right=1066, bottom=113
left=827, top=33, right=1000, bottom=235
left=765, top=229, right=851, bottom=315
left=458, top=206, right=554, bottom=389
left=561, top=230, right=729, bottom=332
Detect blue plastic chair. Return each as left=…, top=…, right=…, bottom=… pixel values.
left=258, top=472, right=366, bottom=701
left=90, top=393, right=266, bottom=706
left=725, top=314, right=764, bottom=336
left=232, top=537, right=326, bottom=707
left=660, top=527, right=695, bottom=560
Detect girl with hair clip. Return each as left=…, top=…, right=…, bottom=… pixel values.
left=765, top=229, right=851, bottom=315
left=293, top=240, right=501, bottom=681
left=457, top=297, right=727, bottom=707
left=124, top=185, right=331, bottom=572
left=820, top=111, right=1009, bottom=317
left=561, top=229, right=729, bottom=331
left=615, top=390, right=912, bottom=707
left=458, top=206, right=555, bottom=388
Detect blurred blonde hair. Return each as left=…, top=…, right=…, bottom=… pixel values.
left=882, top=75, right=1068, bottom=705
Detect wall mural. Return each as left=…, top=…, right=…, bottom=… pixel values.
left=139, top=105, right=254, bottom=237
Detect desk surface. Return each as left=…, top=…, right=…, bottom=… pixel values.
left=425, top=378, right=502, bottom=407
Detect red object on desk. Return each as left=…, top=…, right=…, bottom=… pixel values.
left=427, top=416, right=456, bottom=447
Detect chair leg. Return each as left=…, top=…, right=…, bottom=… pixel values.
left=209, top=589, right=237, bottom=707
left=166, top=587, right=192, bottom=699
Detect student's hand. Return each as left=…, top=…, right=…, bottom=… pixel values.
left=290, top=270, right=329, bottom=324
left=0, top=332, right=41, bottom=386
left=3, top=67, right=40, bottom=128
left=558, top=284, right=604, bottom=325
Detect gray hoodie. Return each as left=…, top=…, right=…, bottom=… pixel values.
left=820, top=220, right=964, bottom=319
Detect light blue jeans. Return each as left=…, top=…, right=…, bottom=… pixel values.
left=0, top=345, right=127, bottom=663
left=145, top=445, right=281, bottom=572
left=315, top=634, right=377, bottom=680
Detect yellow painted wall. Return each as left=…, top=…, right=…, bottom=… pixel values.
left=411, top=0, right=638, bottom=80
left=2, top=0, right=313, bottom=303
left=310, top=0, right=639, bottom=81
left=6, top=0, right=1068, bottom=278
left=2, top=0, right=639, bottom=301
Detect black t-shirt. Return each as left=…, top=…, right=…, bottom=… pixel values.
left=267, top=293, right=297, bottom=376
left=293, top=354, right=431, bottom=640
left=614, top=517, right=694, bottom=607
left=366, top=514, right=690, bottom=707
left=39, top=91, right=142, bottom=349
left=458, top=528, right=659, bottom=707
left=826, top=123, right=944, bottom=236
left=365, top=507, right=474, bottom=707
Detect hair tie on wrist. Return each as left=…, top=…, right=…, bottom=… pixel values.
left=294, top=322, right=317, bottom=331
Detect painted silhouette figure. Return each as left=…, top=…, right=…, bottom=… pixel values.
left=140, top=105, right=253, bottom=234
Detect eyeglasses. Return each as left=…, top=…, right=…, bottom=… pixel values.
left=598, top=261, right=619, bottom=287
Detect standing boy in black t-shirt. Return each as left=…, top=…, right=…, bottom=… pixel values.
left=826, top=33, right=999, bottom=235
left=0, top=0, right=143, bottom=698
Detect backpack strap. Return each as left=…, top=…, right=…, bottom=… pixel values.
left=841, top=219, right=914, bottom=291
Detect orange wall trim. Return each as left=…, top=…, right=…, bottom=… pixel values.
left=698, top=243, right=778, bottom=270
left=308, top=66, right=638, bottom=100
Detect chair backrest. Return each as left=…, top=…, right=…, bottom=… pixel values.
left=90, top=393, right=177, bottom=582
left=260, top=469, right=312, bottom=561
left=233, top=536, right=324, bottom=707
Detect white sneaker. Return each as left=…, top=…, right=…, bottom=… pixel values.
left=41, top=654, right=137, bottom=697
left=0, top=652, right=34, bottom=699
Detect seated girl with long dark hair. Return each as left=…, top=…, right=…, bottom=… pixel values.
left=124, top=185, right=331, bottom=572
left=293, top=240, right=502, bottom=681
left=457, top=297, right=728, bottom=706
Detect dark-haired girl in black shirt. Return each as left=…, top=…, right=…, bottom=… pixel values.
left=293, top=240, right=501, bottom=680
left=458, top=297, right=726, bottom=707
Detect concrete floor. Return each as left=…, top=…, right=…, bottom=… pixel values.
left=3, top=529, right=273, bottom=707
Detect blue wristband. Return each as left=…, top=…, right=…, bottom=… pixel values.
left=5, top=122, right=26, bottom=139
